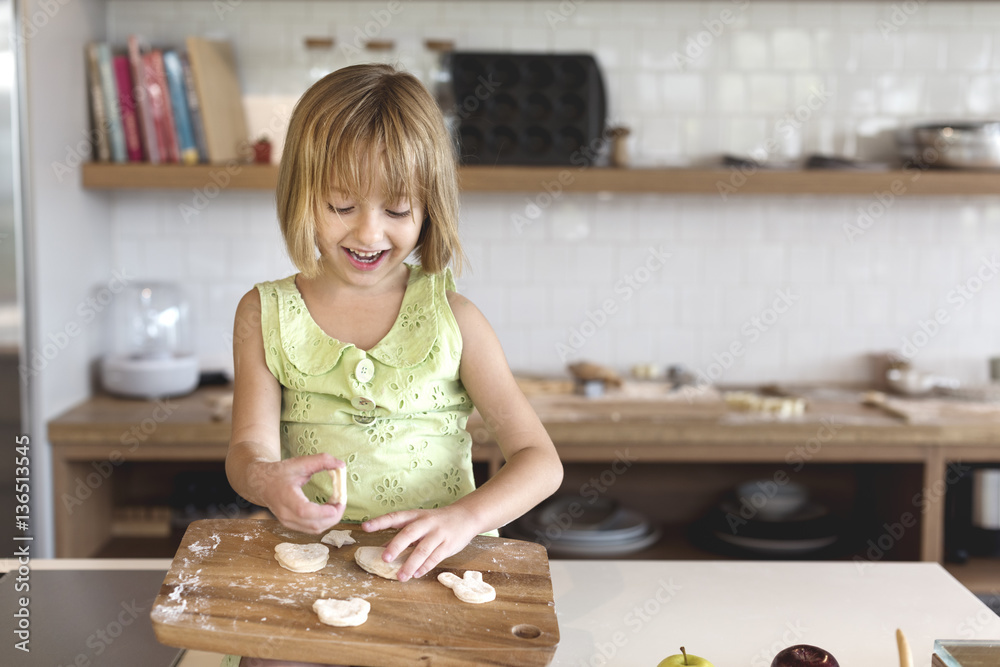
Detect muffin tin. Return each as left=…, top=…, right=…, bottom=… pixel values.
left=449, top=52, right=606, bottom=166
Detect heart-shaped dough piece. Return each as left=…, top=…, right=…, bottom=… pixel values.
left=313, top=597, right=371, bottom=627
left=354, top=546, right=410, bottom=580
left=274, top=542, right=329, bottom=573
left=321, top=529, right=356, bottom=548
left=437, top=570, right=496, bottom=604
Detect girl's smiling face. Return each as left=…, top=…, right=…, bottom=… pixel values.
left=316, top=171, right=424, bottom=288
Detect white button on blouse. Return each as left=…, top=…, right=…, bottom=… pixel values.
left=355, top=358, right=375, bottom=383
left=351, top=396, right=376, bottom=411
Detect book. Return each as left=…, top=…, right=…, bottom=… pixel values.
left=95, top=42, right=126, bottom=162
left=84, top=42, right=110, bottom=162
left=112, top=54, right=143, bottom=161
left=142, top=49, right=179, bottom=163
left=185, top=37, right=249, bottom=163
left=127, top=35, right=158, bottom=163
left=162, top=50, right=199, bottom=165
left=150, top=50, right=180, bottom=163
left=93, top=42, right=126, bottom=162
left=180, top=53, right=209, bottom=163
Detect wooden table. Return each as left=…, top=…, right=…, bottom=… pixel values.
left=48, top=385, right=1000, bottom=594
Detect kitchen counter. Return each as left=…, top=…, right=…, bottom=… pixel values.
left=47, top=384, right=1000, bottom=450
left=46, top=386, right=1000, bottom=575
left=4, top=558, right=999, bottom=666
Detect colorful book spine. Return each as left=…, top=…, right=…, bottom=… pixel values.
left=180, top=53, right=208, bottom=163
left=97, top=42, right=128, bottom=162
left=162, top=50, right=199, bottom=165
left=150, top=50, right=180, bottom=163
left=112, top=54, right=143, bottom=161
left=128, top=35, right=158, bottom=163
left=95, top=42, right=126, bottom=163
left=84, top=43, right=111, bottom=162
left=142, top=50, right=178, bottom=163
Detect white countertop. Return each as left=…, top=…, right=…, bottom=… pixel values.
left=548, top=560, right=1000, bottom=665
left=6, top=558, right=999, bottom=666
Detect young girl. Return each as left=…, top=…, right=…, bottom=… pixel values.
left=224, top=64, right=563, bottom=666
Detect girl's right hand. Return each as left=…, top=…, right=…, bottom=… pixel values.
left=248, top=453, right=345, bottom=534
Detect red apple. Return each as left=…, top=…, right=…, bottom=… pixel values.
left=771, top=644, right=840, bottom=667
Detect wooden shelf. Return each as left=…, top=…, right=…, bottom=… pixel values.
left=503, top=522, right=880, bottom=563
left=82, top=162, right=279, bottom=190
left=81, top=162, right=1000, bottom=194
left=946, top=558, right=1000, bottom=594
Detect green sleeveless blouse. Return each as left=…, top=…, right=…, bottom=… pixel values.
left=255, top=264, right=476, bottom=523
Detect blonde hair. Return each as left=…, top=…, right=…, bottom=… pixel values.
left=276, top=63, right=463, bottom=278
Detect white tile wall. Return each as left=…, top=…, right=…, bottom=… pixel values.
left=104, top=1, right=1000, bottom=384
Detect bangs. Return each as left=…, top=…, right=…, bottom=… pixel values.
left=322, top=86, right=431, bottom=210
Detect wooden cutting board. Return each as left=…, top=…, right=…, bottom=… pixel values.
left=151, top=519, right=558, bottom=666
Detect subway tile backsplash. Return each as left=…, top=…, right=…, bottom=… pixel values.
left=106, top=1, right=1000, bottom=384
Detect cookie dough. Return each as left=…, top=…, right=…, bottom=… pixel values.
left=321, top=529, right=356, bottom=548
left=437, top=570, right=496, bottom=604
left=274, top=542, right=329, bottom=573
left=312, top=597, right=371, bottom=627
left=724, top=391, right=805, bottom=419
left=328, top=467, right=347, bottom=506
left=354, top=546, right=410, bottom=580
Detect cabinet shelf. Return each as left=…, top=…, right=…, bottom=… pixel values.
left=945, top=558, right=1000, bottom=595
left=80, top=162, right=1000, bottom=195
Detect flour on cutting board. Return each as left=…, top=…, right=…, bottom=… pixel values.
left=152, top=598, right=187, bottom=622
left=259, top=593, right=299, bottom=605
left=187, top=533, right=222, bottom=558
left=170, top=569, right=203, bottom=598
left=152, top=568, right=203, bottom=622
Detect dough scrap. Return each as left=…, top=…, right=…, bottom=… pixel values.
left=437, top=570, right=496, bottom=604
left=274, top=542, right=329, bottom=573
left=354, top=546, right=410, bottom=580
left=321, top=529, right=356, bottom=548
left=723, top=391, right=805, bottom=418
left=328, top=467, right=347, bottom=506
left=313, top=597, right=371, bottom=627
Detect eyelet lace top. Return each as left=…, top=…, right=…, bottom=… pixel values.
left=255, top=264, right=476, bottom=523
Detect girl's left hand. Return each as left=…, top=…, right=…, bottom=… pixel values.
left=361, top=506, right=481, bottom=582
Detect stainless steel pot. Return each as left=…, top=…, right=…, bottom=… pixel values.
left=896, top=121, right=1000, bottom=169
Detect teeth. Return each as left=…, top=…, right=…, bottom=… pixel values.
left=349, top=249, right=384, bottom=263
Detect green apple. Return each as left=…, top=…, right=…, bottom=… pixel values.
left=658, top=646, right=715, bottom=667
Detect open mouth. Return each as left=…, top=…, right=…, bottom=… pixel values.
left=344, top=247, right=388, bottom=268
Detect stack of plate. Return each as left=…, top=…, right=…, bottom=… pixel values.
left=506, top=496, right=661, bottom=557
left=694, top=481, right=841, bottom=558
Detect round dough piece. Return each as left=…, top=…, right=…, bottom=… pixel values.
left=274, top=542, right=330, bottom=573
left=354, top=546, right=409, bottom=580
left=313, top=597, right=371, bottom=627
left=437, top=570, right=496, bottom=604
